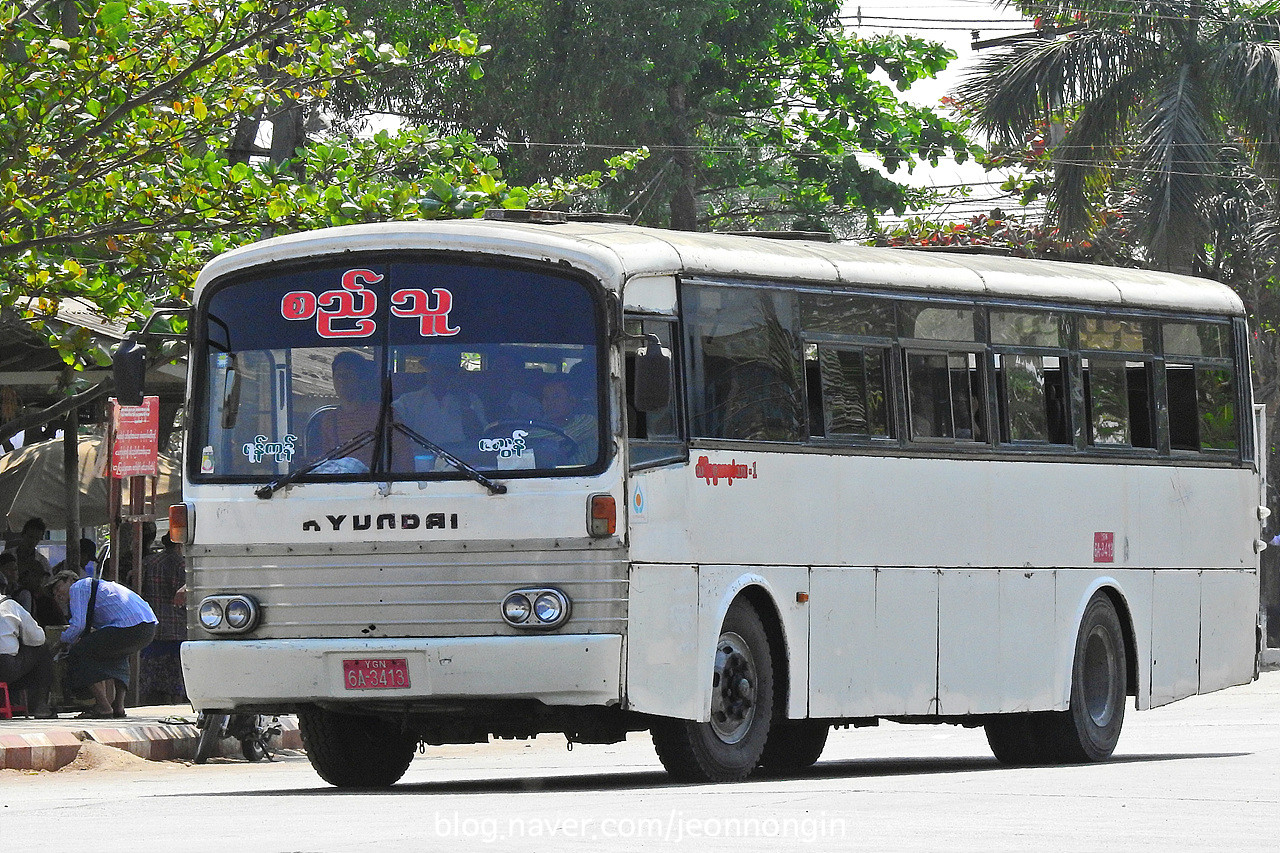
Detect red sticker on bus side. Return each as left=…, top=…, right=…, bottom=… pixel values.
left=1093, top=531, right=1115, bottom=563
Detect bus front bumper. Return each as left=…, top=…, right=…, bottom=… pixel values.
left=181, top=634, right=622, bottom=710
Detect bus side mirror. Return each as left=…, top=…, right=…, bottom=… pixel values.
left=632, top=335, right=671, bottom=413
left=112, top=336, right=147, bottom=406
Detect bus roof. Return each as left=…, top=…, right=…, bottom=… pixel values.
left=195, top=219, right=1244, bottom=317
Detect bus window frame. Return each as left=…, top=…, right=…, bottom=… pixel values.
left=991, top=345, right=1073, bottom=449
left=802, top=334, right=898, bottom=445
left=900, top=339, right=989, bottom=446
left=1080, top=353, right=1159, bottom=453
left=625, top=314, right=688, bottom=471
left=673, top=276, right=1247, bottom=468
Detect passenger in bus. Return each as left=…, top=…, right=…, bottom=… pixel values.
left=313, top=351, right=380, bottom=469
left=480, top=351, right=541, bottom=423
left=392, top=352, right=486, bottom=460
left=538, top=376, right=596, bottom=465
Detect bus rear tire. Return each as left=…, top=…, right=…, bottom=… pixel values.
left=985, top=593, right=1127, bottom=766
left=757, top=719, right=829, bottom=774
left=298, top=707, right=417, bottom=788
left=651, top=600, right=775, bottom=782
left=984, top=713, right=1051, bottom=765
left=1045, top=592, right=1127, bottom=762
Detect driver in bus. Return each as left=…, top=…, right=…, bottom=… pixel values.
left=538, top=376, right=596, bottom=466
left=312, top=351, right=380, bottom=470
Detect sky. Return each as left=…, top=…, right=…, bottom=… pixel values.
left=841, top=1, right=1039, bottom=225
left=843, top=1, right=1034, bottom=107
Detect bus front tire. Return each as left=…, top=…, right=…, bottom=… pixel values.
left=985, top=592, right=1127, bottom=765
left=298, top=707, right=417, bottom=788
left=651, top=600, right=775, bottom=783
left=757, top=719, right=829, bottom=774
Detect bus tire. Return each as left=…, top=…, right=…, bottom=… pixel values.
left=651, top=599, right=775, bottom=783
left=756, top=719, right=829, bottom=774
left=1043, top=592, right=1127, bottom=763
left=298, top=707, right=417, bottom=788
left=984, top=713, right=1051, bottom=766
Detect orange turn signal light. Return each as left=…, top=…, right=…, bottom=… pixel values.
left=169, top=502, right=191, bottom=545
left=589, top=494, right=616, bottom=537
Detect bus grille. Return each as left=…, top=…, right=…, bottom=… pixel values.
left=186, top=542, right=628, bottom=640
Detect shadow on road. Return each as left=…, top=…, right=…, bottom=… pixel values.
left=187, top=750, right=1248, bottom=797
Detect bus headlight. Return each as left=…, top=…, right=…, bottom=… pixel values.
left=534, top=592, right=565, bottom=624
left=225, top=598, right=257, bottom=630
left=502, top=593, right=532, bottom=624
left=501, top=588, right=570, bottom=629
left=197, top=594, right=261, bottom=634
left=198, top=600, right=223, bottom=630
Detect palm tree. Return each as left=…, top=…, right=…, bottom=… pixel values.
left=958, top=1, right=1280, bottom=272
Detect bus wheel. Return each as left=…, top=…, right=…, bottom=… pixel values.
left=651, top=600, right=775, bottom=782
left=984, top=713, right=1051, bottom=765
left=757, top=720, right=829, bottom=774
left=298, top=707, right=417, bottom=788
left=1045, top=592, right=1128, bottom=762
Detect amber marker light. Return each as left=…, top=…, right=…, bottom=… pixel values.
left=589, top=494, right=616, bottom=537
left=169, top=502, right=191, bottom=544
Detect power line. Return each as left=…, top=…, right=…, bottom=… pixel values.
left=839, top=2, right=1280, bottom=32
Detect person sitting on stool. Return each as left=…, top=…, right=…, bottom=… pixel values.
left=0, top=572, right=56, bottom=718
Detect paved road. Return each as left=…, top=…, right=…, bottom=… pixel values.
left=4, top=672, right=1280, bottom=852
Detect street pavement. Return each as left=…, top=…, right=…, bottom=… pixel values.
left=2, top=670, right=1279, bottom=852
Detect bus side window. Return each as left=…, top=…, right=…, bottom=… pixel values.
left=685, top=286, right=803, bottom=443
left=807, top=344, right=892, bottom=440
left=1083, top=358, right=1156, bottom=448
left=1167, top=363, right=1237, bottom=451
left=906, top=349, right=983, bottom=442
left=995, top=353, right=1069, bottom=445
left=1163, top=321, right=1237, bottom=453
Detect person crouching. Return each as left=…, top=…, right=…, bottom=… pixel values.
left=46, top=569, right=157, bottom=719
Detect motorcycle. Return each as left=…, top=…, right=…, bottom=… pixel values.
left=193, top=711, right=282, bottom=763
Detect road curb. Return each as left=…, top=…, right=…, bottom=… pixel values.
left=0, top=716, right=302, bottom=771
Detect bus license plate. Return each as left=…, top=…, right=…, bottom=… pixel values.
left=343, top=658, right=410, bottom=690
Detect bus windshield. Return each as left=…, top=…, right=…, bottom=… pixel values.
left=193, top=257, right=605, bottom=482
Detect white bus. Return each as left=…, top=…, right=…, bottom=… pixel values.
left=170, top=213, right=1264, bottom=787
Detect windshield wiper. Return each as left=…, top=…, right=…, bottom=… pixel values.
left=392, top=421, right=507, bottom=495
left=255, top=430, right=376, bottom=499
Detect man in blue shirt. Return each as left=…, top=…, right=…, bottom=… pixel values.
left=47, top=569, right=158, bottom=719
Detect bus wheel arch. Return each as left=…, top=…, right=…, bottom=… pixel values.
left=1103, top=586, right=1139, bottom=701
left=735, top=586, right=829, bottom=774
left=650, top=593, right=778, bottom=782
left=737, top=584, right=790, bottom=716
left=986, top=585, right=1135, bottom=766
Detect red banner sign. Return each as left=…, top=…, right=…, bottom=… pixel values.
left=110, top=396, right=160, bottom=478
